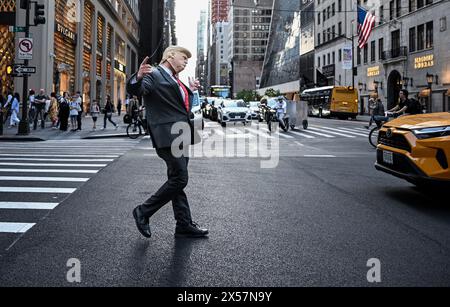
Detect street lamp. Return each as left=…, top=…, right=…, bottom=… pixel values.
left=402, top=76, right=410, bottom=89
left=426, top=73, right=435, bottom=113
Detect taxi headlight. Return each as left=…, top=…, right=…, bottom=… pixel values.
left=413, top=126, right=450, bottom=139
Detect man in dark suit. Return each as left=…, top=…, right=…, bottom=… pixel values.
left=127, top=46, right=208, bottom=239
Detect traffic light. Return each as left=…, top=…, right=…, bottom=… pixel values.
left=34, top=3, right=46, bottom=25
left=6, top=65, right=13, bottom=75
left=20, top=0, right=29, bottom=10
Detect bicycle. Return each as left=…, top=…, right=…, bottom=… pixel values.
left=127, top=109, right=147, bottom=139
left=368, top=112, right=398, bottom=148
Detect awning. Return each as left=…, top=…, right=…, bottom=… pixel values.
left=419, top=88, right=431, bottom=97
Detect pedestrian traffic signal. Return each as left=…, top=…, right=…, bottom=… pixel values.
left=34, top=3, right=46, bottom=25
left=6, top=65, right=13, bottom=75
left=20, top=0, right=29, bottom=10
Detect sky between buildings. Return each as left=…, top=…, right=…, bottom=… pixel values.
left=175, top=0, right=209, bottom=84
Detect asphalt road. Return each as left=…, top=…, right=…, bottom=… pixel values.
left=0, top=118, right=449, bottom=287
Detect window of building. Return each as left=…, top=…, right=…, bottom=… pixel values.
left=332, top=26, right=335, bottom=38
left=389, top=1, right=394, bottom=20
left=417, top=24, right=424, bottom=50
left=409, top=27, right=416, bottom=52
left=417, top=0, right=424, bottom=9
left=379, top=37, right=384, bottom=59
left=323, top=55, right=326, bottom=66
left=370, top=40, right=375, bottom=62
left=426, top=21, right=433, bottom=48
left=379, top=5, right=384, bottom=24
left=318, top=12, right=320, bottom=25
left=338, top=22, right=342, bottom=36
left=332, top=3, right=335, bottom=16
left=338, top=0, right=342, bottom=12
left=409, top=0, right=414, bottom=12
left=318, top=57, right=321, bottom=67
left=396, top=0, right=401, bottom=17
left=318, top=33, right=321, bottom=45
left=332, top=51, right=335, bottom=64
left=357, top=47, right=361, bottom=65
left=338, top=49, right=342, bottom=62
left=363, top=45, right=368, bottom=64
left=327, top=53, right=330, bottom=65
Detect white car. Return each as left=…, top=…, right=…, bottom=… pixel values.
left=217, top=99, right=252, bottom=127
left=192, top=91, right=204, bottom=130
left=248, top=101, right=260, bottom=119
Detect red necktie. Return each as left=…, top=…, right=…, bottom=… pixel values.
left=175, top=77, right=190, bottom=112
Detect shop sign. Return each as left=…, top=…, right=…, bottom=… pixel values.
left=115, top=60, right=126, bottom=73
left=414, top=54, right=434, bottom=69
left=55, top=22, right=77, bottom=44
left=322, top=64, right=335, bottom=78
left=367, top=66, right=380, bottom=77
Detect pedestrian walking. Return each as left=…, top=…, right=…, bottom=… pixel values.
left=90, top=100, right=100, bottom=130
left=9, top=93, right=21, bottom=128
left=126, top=46, right=207, bottom=239
left=58, top=92, right=70, bottom=131
left=69, top=95, right=80, bottom=132
left=33, top=89, right=47, bottom=130
left=2, top=92, right=13, bottom=125
left=28, top=90, right=36, bottom=127
left=75, top=91, right=83, bottom=130
left=117, top=98, right=122, bottom=116
left=102, top=96, right=118, bottom=130
left=49, top=92, right=59, bottom=129
left=125, top=95, right=130, bottom=114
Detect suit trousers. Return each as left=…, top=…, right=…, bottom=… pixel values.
left=140, top=147, right=192, bottom=226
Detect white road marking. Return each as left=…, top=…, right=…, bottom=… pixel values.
left=308, top=127, right=356, bottom=138
left=288, top=131, right=315, bottom=139
left=0, top=223, right=36, bottom=233
left=0, top=202, right=59, bottom=210
left=0, top=187, right=76, bottom=193
left=0, top=169, right=99, bottom=174
left=0, top=158, right=114, bottom=162
left=0, top=176, right=89, bottom=182
left=0, top=163, right=107, bottom=167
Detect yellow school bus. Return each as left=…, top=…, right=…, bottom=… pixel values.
left=301, top=86, right=359, bottom=119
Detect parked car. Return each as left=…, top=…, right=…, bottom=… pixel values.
left=192, top=91, right=204, bottom=131
left=247, top=101, right=260, bottom=120
left=375, top=112, right=450, bottom=187
left=217, top=99, right=252, bottom=127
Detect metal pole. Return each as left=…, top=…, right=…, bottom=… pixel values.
left=18, top=1, right=31, bottom=135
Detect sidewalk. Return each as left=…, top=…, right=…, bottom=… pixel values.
left=0, top=113, right=129, bottom=141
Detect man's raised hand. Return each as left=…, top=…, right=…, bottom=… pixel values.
left=137, top=56, right=153, bottom=81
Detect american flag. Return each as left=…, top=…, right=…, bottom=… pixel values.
left=357, top=6, right=376, bottom=49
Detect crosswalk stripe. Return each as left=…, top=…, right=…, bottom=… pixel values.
left=0, top=154, right=120, bottom=158
left=288, top=130, right=315, bottom=139
left=337, top=127, right=370, bottom=135
left=353, top=127, right=371, bottom=132
left=275, top=132, right=294, bottom=139
left=246, top=128, right=274, bottom=139
left=211, top=128, right=225, bottom=136
left=0, top=223, right=36, bottom=233
left=312, top=126, right=368, bottom=137
left=308, top=127, right=356, bottom=138
left=0, top=163, right=107, bottom=167
left=298, top=129, right=335, bottom=138
left=0, top=187, right=76, bottom=193
left=0, top=169, right=99, bottom=174
left=0, top=176, right=89, bottom=182
left=0, top=158, right=114, bottom=162
left=0, top=202, right=59, bottom=210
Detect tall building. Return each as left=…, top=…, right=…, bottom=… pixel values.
left=354, top=0, right=449, bottom=113
left=139, top=0, right=165, bottom=66
left=211, top=0, right=230, bottom=24
left=196, top=10, right=207, bottom=94
left=3, top=0, right=140, bottom=111
left=315, top=0, right=354, bottom=89
left=229, top=0, right=273, bottom=95
left=0, top=0, right=15, bottom=95
left=258, top=0, right=300, bottom=98
left=163, top=0, right=177, bottom=49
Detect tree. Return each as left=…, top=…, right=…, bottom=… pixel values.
left=236, top=89, right=261, bottom=102
left=264, top=88, right=281, bottom=97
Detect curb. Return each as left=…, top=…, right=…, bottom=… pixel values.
left=82, top=133, right=129, bottom=140
left=0, top=137, right=46, bottom=142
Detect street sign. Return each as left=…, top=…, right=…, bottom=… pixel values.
left=13, top=65, right=36, bottom=74
left=18, top=38, right=33, bottom=60
left=8, top=26, right=26, bottom=33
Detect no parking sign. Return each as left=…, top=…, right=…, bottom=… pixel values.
left=18, top=38, right=33, bottom=60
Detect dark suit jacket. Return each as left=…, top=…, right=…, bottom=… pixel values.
left=126, top=66, right=200, bottom=149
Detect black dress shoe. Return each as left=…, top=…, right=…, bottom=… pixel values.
left=175, top=222, right=209, bottom=238
left=132, top=207, right=151, bottom=238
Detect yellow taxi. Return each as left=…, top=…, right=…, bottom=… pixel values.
left=375, top=112, right=450, bottom=187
